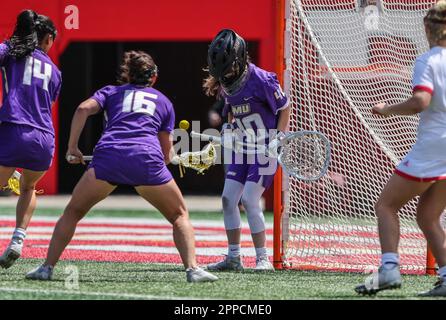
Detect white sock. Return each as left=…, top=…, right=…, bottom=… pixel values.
left=381, top=252, right=399, bottom=269
left=228, top=244, right=240, bottom=258
left=255, top=247, right=267, bottom=258
left=438, top=265, right=446, bottom=281
left=12, top=228, right=26, bottom=244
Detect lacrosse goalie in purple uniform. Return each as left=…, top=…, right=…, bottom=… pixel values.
left=26, top=51, right=217, bottom=283
left=204, top=29, right=290, bottom=272
left=0, top=10, right=60, bottom=268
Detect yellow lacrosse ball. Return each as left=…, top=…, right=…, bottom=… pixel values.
left=179, top=120, right=190, bottom=130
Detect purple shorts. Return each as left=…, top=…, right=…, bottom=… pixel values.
left=89, top=144, right=173, bottom=186
left=0, top=122, right=55, bottom=171
left=226, top=153, right=277, bottom=189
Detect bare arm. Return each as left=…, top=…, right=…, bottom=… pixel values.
left=67, top=98, right=102, bottom=164
left=277, top=106, right=291, bottom=132
left=373, top=91, right=432, bottom=117
left=158, top=131, right=174, bottom=164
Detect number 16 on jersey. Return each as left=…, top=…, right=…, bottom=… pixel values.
left=122, top=90, right=157, bottom=115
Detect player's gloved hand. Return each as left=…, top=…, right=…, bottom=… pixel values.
left=267, top=131, right=286, bottom=158
left=170, top=155, right=180, bottom=166
left=66, top=147, right=85, bottom=165
left=220, top=122, right=234, bottom=133
left=221, top=123, right=235, bottom=149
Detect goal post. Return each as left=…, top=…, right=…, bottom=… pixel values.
left=273, top=0, right=287, bottom=270
left=274, top=0, right=441, bottom=274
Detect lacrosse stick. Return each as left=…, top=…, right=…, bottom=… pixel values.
left=190, top=130, right=331, bottom=182
left=171, top=143, right=217, bottom=177
left=4, top=170, right=48, bottom=195
left=66, top=155, right=93, bottom=162
left=171, top=130, right=252, bottom=177
left=4, top=171, right=21, bottom=195
left=4, top=155, right=94, bottom=195
left=4, top=155, right=93, bottom=195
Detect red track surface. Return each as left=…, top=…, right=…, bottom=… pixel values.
left=0, top=217, right=426, bottom=273
left=0, top=218, right=267, bottom=267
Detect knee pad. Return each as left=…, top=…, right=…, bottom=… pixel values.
left=241, top=195, right=265, bottom=234
left=222, top=193, right=242, bottom=231
left=222, top=194, right=237, bottom=212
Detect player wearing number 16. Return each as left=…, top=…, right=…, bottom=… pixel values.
left=0, top=10, right=60, bottom=269
left=26, top=51, right=217, bottom=282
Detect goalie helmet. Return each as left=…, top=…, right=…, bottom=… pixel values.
left=207, top=29, right=248, bottom=86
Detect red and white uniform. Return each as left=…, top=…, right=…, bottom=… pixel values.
left=396, top=46, right=446, bottom=182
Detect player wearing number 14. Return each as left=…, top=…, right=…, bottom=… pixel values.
left=0, top=10, right=60, bottom=269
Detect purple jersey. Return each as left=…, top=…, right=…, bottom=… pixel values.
left=89, top=84, right=175, bottom=186
left=91, top=84, right=175, bottom=148
left=0, top=43, right=62, bottom=135
left=222, top=63, right=289, bottom=188
left=222, top=63, right=289, bottom=141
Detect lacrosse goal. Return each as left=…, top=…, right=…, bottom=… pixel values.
left=274, top=0, right=440, bottom=274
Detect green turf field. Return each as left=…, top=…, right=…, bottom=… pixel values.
left=0, top=259, right=441, bottom=300
left=0, top=207, right=442, bottom=300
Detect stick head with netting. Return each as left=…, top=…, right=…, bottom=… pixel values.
left=278, top=131, right=331, bottom=182
left=4, top=171, right=21, bottom=195
left=173, top=143, right=217, bottom=177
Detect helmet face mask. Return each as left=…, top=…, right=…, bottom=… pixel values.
left=221, top=62, right=241, bottom=86
left=207, top=29, right=248, bottom=85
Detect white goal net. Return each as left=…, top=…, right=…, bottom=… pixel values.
left=283, top=0, right=439, bottom=274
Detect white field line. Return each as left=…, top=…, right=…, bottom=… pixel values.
left=32, top=241, right=422, bottom=256
left=0, top=215, right=274, bottom=229
left=31, top=244, right=272, bottom=257
left=0, top=195, right=223, bottom=212
left=0, top=234, right=274, bottom=242
left=1, top=225, right=271, bottom=235
left=1, top=215, right=420, bottom=236
left=0, top=287, right=204, bottom=300
left=0, top=226, right=242, bottom=235
left=0, top=226, right=177, bottom=234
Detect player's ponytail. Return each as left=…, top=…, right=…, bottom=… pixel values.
left=118, top=51, right=158, bottom=87
left=424, top=1, right=446, bottom=44
left=35, top=14, right=57, bottom=44
left=202, top=73, right=221, bottom=97
left=8, top=10, right=39, bottom=59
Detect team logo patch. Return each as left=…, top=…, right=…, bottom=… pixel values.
left=231, top=104, right=251, bottom=115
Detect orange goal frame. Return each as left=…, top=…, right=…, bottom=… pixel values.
left=273, top=0, right=437, bottom=275
left=273, top=0, right=286, bottom=270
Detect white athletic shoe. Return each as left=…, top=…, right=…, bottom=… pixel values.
left=207, top=255, right=244, bottom=272
left=0, top=240, right=23, bottom=269
left=254, top=255, right=275, bottom=272
left=186, top=267, right=218, bottom=283
left=355, top=263, right=402, bottom=295
left=418, top=278, right=446, bottom=297
left=26, top=265, right=54, bottom=281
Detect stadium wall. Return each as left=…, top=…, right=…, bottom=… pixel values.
left=0, top=0, right=282, bottom=197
